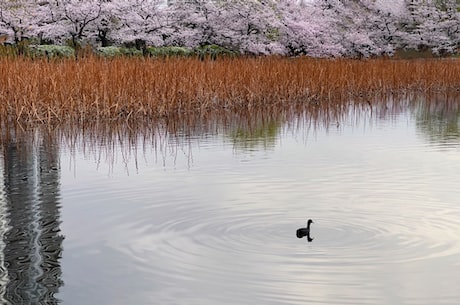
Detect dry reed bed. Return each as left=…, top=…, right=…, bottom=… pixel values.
left=1, top=56, right=460, bottom=125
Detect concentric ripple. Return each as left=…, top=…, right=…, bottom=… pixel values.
left=91, top=181, right=460, bottom=305
left=57, top=105, right=460, bottom=305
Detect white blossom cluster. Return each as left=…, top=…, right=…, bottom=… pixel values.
left=0, top=0, right=459, bottom=57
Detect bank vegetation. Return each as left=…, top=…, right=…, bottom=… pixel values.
left=1, top=56, right=460, bottom=126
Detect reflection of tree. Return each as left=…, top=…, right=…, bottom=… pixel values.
left=0, top=128, right=63, bottom=304
left=228, top=115, right=281, bottom=152
left=415, top=97, right=460, bottom=147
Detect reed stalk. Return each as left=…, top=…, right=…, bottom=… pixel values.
left=1, top=56, right=459, bottom=126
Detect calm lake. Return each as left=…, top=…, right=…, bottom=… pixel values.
left=1, top=98, right=459, bottom=304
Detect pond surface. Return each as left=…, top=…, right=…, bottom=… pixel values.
left=1, top=99, right=460, bottom=305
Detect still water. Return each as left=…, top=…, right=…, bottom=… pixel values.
left=1, top=100, right=460, bottom=304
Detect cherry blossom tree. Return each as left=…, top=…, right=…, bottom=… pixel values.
left=110, top=0, right=167, bottom=47
left=341, top=1, right=392, bottom=57
left=62, top=0, right=103, bottom=45
left=164, top=0, right=285, bottom=54
left=32, top=0, right=69, bottom=44
left=353, top=0, right=405, bottom=56
left=32, top=0, right=104, bottom=45
left=397, top=0, right=459, bottom=54
left=307, top=0, right=397, bottom=58
left=0, top=0, right=38, bottom=44
left=277, top=0, right=344, bottom=57
left=94, top=0, right=123, bottom=47
left=164, top=0, right=221, bottom=48
left=1, top=0, right=459, bottom=57
left=221, top=0, right=285, bottom=55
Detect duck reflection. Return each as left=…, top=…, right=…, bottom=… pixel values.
left=1, top=131, right=63, bottom=304
left=296, top=219, right=314, bottom=242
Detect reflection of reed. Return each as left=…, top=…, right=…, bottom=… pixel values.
left=56, top=103, right=371, bottom=159
left=1, top=96, right=459, bottom=171
left=1, top=57, right=460, bottom=125
left=1, top=104, right=362, bottom=169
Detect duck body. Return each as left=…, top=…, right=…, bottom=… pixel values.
left=296, top=227, right=309, bottom=238
left=296, top=219, right=314, bottom=239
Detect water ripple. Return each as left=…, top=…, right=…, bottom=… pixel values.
left=98, top=188, right=460, bottom=304
left=57, top=103, right=460, bottom=305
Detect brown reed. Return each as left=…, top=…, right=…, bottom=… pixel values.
left=1, top=56, right=460, bottom=126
